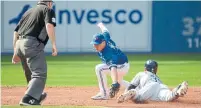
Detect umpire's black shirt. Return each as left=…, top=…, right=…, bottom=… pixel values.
left=15, top=2, right=56, bottom=45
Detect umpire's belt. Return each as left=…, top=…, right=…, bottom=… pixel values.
left=19, top=36, right=45, bottom=45
left=18, top=36, right=37, bottom=40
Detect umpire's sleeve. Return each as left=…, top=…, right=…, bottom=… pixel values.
left=14, top=24, right=20, bottom=32
left=14, top=19, right=23, bottom=32
left=44, top=8, right=56, bottom=27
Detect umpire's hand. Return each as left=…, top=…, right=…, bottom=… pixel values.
left=52, top=44, right=57, bottom=56
left=12, top=54, right=21, bottom=64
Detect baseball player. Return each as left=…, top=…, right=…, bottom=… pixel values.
left=12, top=0, right=57, bottom=105
left=117, top=59, right=188, bottom=103
left=90, top=22, right=130, bottom=100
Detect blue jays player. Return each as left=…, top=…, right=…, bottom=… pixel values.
left=118, top=60, right=188, bottom=103
left=90, top=22, right=130, bottom=100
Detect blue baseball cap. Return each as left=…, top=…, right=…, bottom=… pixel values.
left=90, top=33, right=105, bottom=45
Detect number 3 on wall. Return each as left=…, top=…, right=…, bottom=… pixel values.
left=182, top=17, right=201, bottom=36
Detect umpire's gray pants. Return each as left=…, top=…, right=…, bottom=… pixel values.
left=16, top=37, right=47, bottom=100
left=21, top=56, right=31, bottom=84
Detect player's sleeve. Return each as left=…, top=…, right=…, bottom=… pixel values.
left=130, top=72, right=143, bottom=86
left=44, top=8, right=56, bottom=27
left=108, top=55, right=118, bottom=69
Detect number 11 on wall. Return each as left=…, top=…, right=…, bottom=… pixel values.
left=186, top=38, right=200, bottom=48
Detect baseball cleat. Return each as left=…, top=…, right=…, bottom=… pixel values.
left=91, top=93, right=109, bottom=100
left=117, top=89, right=136, bottom=103
left=174, top=81, right=188, bottom=97
left=19, top=95, right=40, bottom=106
left=39, top=92, right=47, bottom=104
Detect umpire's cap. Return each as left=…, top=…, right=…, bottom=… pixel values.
left=38, top=0, right=54, bottom=3
left=145, top=59, right=158, bottom=73
left=39, top=0, right=53, bottom=2
left=38, top=0, right=54, bottom=5
left=90, top=33, right=105, bottom=45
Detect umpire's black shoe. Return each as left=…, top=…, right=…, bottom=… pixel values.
left=19, top=95, right=41, bottom=106
left=39, top=92, right=47, bottom=104
left=109, top=82, right=120, bottom=98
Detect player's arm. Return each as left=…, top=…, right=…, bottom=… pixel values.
left=110, top=66, right=118, bottom=84
left=45, top=8, right=57, bottom=56
left=125, top=72, right=142, bottom=92
left=130, top=72, right=142, bottom=86
left=109, top=55, right=119, bottom=84
left=97, top=22, right=110, bottom=41
left=97, top=22, right=109, bottom=32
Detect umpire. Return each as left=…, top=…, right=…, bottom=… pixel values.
left=12, top=0, right=57, bottom=105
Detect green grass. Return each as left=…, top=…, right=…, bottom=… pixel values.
left=1, top=54, right=201, bottom=87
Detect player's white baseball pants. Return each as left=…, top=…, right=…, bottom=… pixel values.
left=133, top=82, right=178, bottom=102
left=95, top=63, right=130, bottom=96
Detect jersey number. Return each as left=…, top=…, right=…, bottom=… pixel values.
left=151, top=75, right=161, bottom=84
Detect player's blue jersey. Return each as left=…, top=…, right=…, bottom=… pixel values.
left=98, top=31, right=128, bottom=67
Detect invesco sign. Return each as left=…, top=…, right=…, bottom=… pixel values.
left=57, top=8, right=143, bottom=25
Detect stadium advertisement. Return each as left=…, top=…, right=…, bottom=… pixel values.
left=2, top=1, right=152, bottom=53
left=1, top=1, right=201, bottom=53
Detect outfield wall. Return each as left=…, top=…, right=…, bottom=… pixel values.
left=152, top=1, right=201, bottom=53
left=1, top=1, right=201, bottom=53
